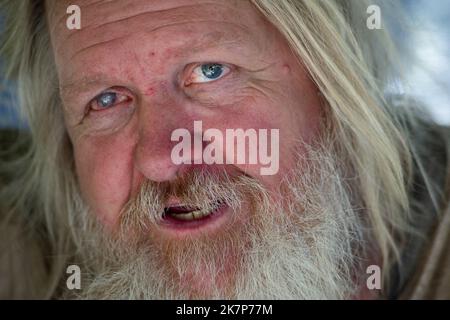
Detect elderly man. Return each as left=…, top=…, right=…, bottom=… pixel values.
left=0, top=0, right=449, bottom=299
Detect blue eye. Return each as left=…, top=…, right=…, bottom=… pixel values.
left=189, top=63, right=230, bottom=84
left=96, top=92, right=117, bottom=109
left=89, top=90, right=131, bottom=111
left=201, top=64, right=224, bottom=79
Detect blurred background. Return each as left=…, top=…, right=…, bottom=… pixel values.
left=0, top=0, right=449, bottom=127
left=400, top=0, right=450, bottom=125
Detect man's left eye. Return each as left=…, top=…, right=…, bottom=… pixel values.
left=188, top=63, right=231, bottom=84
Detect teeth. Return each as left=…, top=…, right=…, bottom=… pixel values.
left=170, top=207, right=212, bottom=221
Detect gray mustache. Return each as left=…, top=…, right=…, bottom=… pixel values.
left=118, top=168, right=257, bottom=228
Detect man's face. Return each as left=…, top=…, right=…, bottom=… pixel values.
left=47, top=0, right=339, bottom=298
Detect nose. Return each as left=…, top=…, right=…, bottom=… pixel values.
left=134, top=95, right=192, bottom=182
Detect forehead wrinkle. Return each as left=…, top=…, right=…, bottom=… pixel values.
left=63, top=3, right=200, bottom=44
left=53, top=1, right=242, bottom=44
left=53, top=1, right=248, bottom=56
left=69, top=19, right=251, bottom=62
left=78, top=1, right=236, bottom=32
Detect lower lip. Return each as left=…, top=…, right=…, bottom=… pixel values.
left=158, top=202, right=230, bottom=236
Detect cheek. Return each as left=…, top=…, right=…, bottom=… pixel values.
left=287, top=80, right=323, bottom=143
left=73, top=135, right=135, bottom=227
left=229, top=80, right=322, bottom=192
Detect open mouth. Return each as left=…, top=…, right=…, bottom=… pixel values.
left=161, top=200, right=227, bottom=229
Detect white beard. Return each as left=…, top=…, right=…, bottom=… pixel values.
left=69, top=144, right=367, bottom=299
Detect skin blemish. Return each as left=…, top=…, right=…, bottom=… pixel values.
left=282, top=63, right=291, bottom=75
left=144, top=87, right=155, bottom=96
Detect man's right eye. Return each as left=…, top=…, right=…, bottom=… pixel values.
left=89, top=91, right=130, bottom=111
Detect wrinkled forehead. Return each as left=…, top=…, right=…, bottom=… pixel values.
left=45, top=0, right=268, bottom=57
left=46, top=0, right=250, bottom=23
